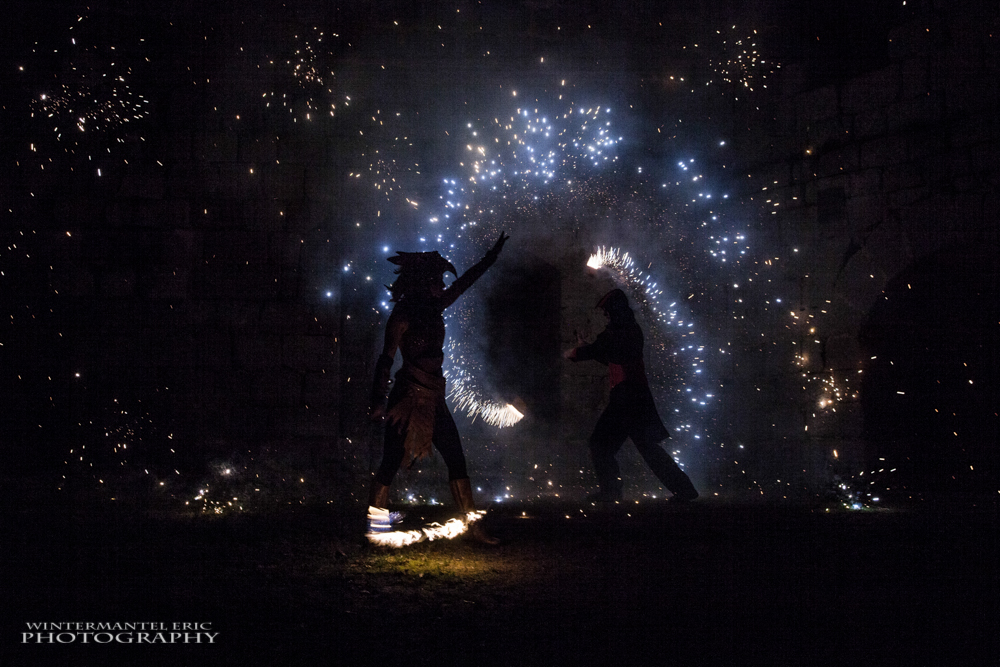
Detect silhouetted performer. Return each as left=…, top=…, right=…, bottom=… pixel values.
left=565, top=288, right=698, bottom=503
left=368, top=232, right=509, bottom=544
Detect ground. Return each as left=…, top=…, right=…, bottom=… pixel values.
left=3, top=484, right=998, bottom=666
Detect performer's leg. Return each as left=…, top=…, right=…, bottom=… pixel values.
left=372, top=425, right=405, bottom=490
left=634, top=438, right=698, bottom=501
left=434, top=403, right=498, bottom=545
left=431, top=402, right=469, bottom=481
left=588, top=407, right=627, bottom=501
left=371, top=388, right=406, bottom=507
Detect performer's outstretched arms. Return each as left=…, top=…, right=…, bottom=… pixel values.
left=441, top=232, right=509, bottom=308
left=566, top=330, right=612, bottom=364
left=563, top=332, right=588, bottom=361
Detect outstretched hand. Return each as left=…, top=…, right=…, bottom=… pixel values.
left=489, top=231, right=509, bottom=257
left=563, top=332, right=586, bottom=360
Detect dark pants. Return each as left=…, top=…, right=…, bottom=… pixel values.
left=374, top=385, right=469, bottom=486
left=589, top=384, right=696, bottom=496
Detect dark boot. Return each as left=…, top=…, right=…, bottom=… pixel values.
left=449, top=478, right=499, bottom=546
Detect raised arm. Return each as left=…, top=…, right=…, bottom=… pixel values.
left=440, top=232, right=509, bottom=309
left=369, top=310, right=408, bottom=419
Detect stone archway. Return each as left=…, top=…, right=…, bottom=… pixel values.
left=857, top=243, right=999, bottom=499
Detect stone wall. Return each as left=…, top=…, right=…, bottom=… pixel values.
left=720, top=0, right=999, bottom=488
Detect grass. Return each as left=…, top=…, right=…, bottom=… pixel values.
left=4, top=479, right=998, bottom=666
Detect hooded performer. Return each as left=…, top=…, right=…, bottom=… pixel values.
left=367, top=232, right=509, bottom=544
left=565, top=288, right=698, bottom=504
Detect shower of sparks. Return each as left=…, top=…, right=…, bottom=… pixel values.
left=697, top=25, right=780, bottom=98
left=433, top=105, right=622, bottom=427
left=59, top=393, right=178, bottom=486
left=26, top=15, right=152, bottom=142
left=261, top=27, right=349, bottom=122
left=9, top=4, right=984, bottom=513
left=354, top=101, right=624, bottom=428
left=586, top=246, right=686, bottom=328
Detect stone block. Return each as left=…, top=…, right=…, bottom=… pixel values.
left=105, top=202, right=134, bottom=228
left=234, top=334, right=282, bottom=369
left=203, top=163, right=264, bottom=199
left=147, top=268, right=192, bottom=300
left=198, top=133, right=239, bottom=162
left=119, top=173, right=166, bottom=199
left=262, top=164, right=306, bottom=199
left=274, top=135, right=326, bottom=165
left=99, top=270, right=136, bottom=297
left=888, top=23, right=937, bottom=61
left=133, top=199, right=191, bottom=228
left=283, top=334, right=337, bottom=371
left=816, top=145, right=859, bottom=178
left=161, top=229, right=202, bottom=264
left=239, top=136, right=278, bottom=164
left=270, top=231, right=305, bottom=266
left=192, top=327, right=231, bottom=369
left=801, top=116, right=848, bottom=149
left=301, top=371, right=340, bottom=407
left=859, top=135, right=910, bottom=169
left=164, top=169, right=202, bottom=200
left=202, top=230, right=270, bottom=264
left=846, top=168, right=882, bottom=199
left=288, top=410, right=338, bottom=438
left=882, top=162, right=925, bottom=191
left=200, top=263, right=281, bottom=300
left=794, top=86, right=839, bottom=127
left=900, top=201, right=949, bottom=259
left=55, top=197, right=103, bottom=228
left=304, top=165, right=340, bottom=200
left=838, top=64, right=901, bottom=114
left=897, top=56, right=931, bottom=99
left=845, top=194, right=887, bottom=230
left=851, top=109, right=887, bottom=140
left=864, top=220, right=914, bottom=283
left=837, top=245, right=889, bottom=313
left=952, top=113, right=996, bottom=149
left=888, top=187, right=929, bottom=208
left=941, top=74, right=993, bottom=115
left=885, top=94, right=944, bottom=133
left=50, top=262, right=96, bottom=298
left=251, top=368, right=302, bottom=407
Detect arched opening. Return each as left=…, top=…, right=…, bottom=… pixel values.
left=860, top=245, right=999, bottom=501
left=484, top=257, right=562, bottom=423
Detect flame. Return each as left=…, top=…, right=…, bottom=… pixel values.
left=366, top=511, right=486, bottom=548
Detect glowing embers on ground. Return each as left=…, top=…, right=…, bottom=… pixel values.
left=365, top=507, right=487, bottom=548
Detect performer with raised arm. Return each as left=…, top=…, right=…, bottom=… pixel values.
left=367, top=232, right=509, bottom=545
